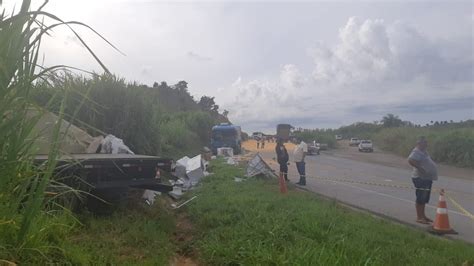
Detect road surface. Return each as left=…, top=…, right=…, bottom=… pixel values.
left=244, top=140, right=474, bottom=243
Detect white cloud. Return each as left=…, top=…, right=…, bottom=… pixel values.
left=221, top=17, right=473, bottom=131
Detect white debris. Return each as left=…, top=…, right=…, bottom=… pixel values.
left=226, top=157, right=236, bottom=165
left=100, top=134, right=134, bottom=154
left=169, top=186, right=184, bottom=200
left=246, top=153, right=276, bottom=178
left=217, top=147, right=234, bottom=157
left=186, top=154, right=205, bottom=186
left=234, top=177, right=244, bottom=182
left=142, top=190, right=161, bottom=205
left=175, top=156, right=190, bottom=179
left=171, top=196, right=198, bottom=209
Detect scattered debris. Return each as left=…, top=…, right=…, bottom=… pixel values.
left=186, top=155, right=205, bottom=186
left=142, top=190, right=161, bottom=205
left=169, top=186, right=184, bottom=200
left=175, top=156, right=190, bottom=179
left=217, top=147, right=234, bottom=157
left=202, top=146, right=212, bottom=161
left=100, top=134, right=134, bottom=154
left=246, top=153, right=276, bottom=178
left=234, top=177, right=244, bottom=182
left=171, top=196, right=198, bottom=209
left=226, top=157, right=236, bottom=165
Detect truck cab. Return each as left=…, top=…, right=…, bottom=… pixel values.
left=211, top=123, right=242, bottom=155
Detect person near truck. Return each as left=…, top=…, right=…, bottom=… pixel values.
left=275, top=138, right=289, bottom=182
left=408, top=136, right=438, bottom=224
left=293, top=138, right=308, bottom=185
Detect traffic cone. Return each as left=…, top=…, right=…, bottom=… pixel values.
left=279, top=172, right=287, bottom=194
left=430, top=189, right=457, bottom=235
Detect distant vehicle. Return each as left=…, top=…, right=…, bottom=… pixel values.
left=358, top=140, right=373, bottom=152
left=211, top=123, right=242, bottom=154
left=335, top=135, right=343, bottom=140
left=252, top=132, right=263, bottom=140
left=316, top=143, right=329, bottom=150
left=308, top=141, right=320, bottom=155
left=349, top=138, right=360, bottom=146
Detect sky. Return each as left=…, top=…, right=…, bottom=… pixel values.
left=3, top=0, right=474, bottom=133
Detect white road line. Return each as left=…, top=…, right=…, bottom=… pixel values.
left=319, top=179, right=469, bottom=218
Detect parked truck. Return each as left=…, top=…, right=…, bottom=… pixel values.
left=211, top=123, right=242, bottom=155
left=32, top=111, right=173, bottom=212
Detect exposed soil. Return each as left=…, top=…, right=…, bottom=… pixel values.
left=170, top=209, right=198, bottom=266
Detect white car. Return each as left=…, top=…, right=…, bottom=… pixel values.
left=335, top=135, right=343, bottom=140
left=358, top=140, right=373, bottom=152
left=349, top=138, right=360, bottom=146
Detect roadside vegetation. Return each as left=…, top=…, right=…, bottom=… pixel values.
left=33, top=74, right=228, bottom=158
left=1, top=1, right=472, bottom=264
left=295, top=114, right=474, bottom=168
left=0, top=1, right=221, bottom=263
left=187, top=160, right=474, bottom=265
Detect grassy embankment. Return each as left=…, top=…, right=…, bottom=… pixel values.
left=295, top=123, right=474, bottom=168
left=184, top=160, right=474, bottom=265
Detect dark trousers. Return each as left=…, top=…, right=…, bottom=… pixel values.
left=279, top=163, right=288, bottom=181
left=296, top=161, right=306, bottom=185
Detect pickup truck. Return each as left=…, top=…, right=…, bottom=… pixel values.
left=34, top=153, right=173, bottom=212
left=349, top=138, right=361, bottom=146
left=308, top=143, right=320, bottom=155
left=358, top=140, right=374, bottom=152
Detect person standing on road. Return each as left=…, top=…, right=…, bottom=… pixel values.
left=261, top=138, right=265, bottom=149
left=408, top=136, right=438, bottom=224
left=293, top=138, right=308, bottom=185
left=256, top=138, right=260, bottom=149
left=275, top=139, right=289, bottom=182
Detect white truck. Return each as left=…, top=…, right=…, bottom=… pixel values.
left=358, top=140, right=374, bottom=152
left=349, top=138, right=360, bottom=146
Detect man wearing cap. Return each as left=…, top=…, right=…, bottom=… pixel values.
left=293, top=138, right=308, bottom=186
left=408, top=136, right=438, bottom=224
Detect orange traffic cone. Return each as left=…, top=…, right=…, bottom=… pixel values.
left=430, top=189, right=457, bottom=235
left=279, top=172, right=287, bottom=194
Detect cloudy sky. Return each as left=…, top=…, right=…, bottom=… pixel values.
left=4, top=0, right=474, bottom=132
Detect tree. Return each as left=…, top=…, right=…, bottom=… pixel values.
left=198, top=96, right=219, bottom=112
left=381, top=114, right=403, bottom=128
left=174, top=80, right=188, bottom=93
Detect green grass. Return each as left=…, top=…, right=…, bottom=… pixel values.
left=61, top=198, right=176, bottom=265
left=187, top=160, right=474, bottom=265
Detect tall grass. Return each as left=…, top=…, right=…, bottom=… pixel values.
left=373, top=127, right=474, bottom=168
left=0, top=0, right=114, bottom=262
left=33, top=74, right=218, bottom=158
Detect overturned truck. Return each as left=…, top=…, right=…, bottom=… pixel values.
left=32, top=111, right=173, bottom=211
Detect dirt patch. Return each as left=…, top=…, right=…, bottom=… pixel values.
left=170, top=211, right=199, bottom=266
left=243, top=139, right=296, bottom=153
left=170, top=256, right=198, bottom=266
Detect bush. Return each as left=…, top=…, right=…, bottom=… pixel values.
left=373, top=128, right=474, bottom=168
left=33, top=74, right=220, bottom=158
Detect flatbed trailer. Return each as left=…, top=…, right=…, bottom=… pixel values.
left=34, top=153, right=174, bottom=210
